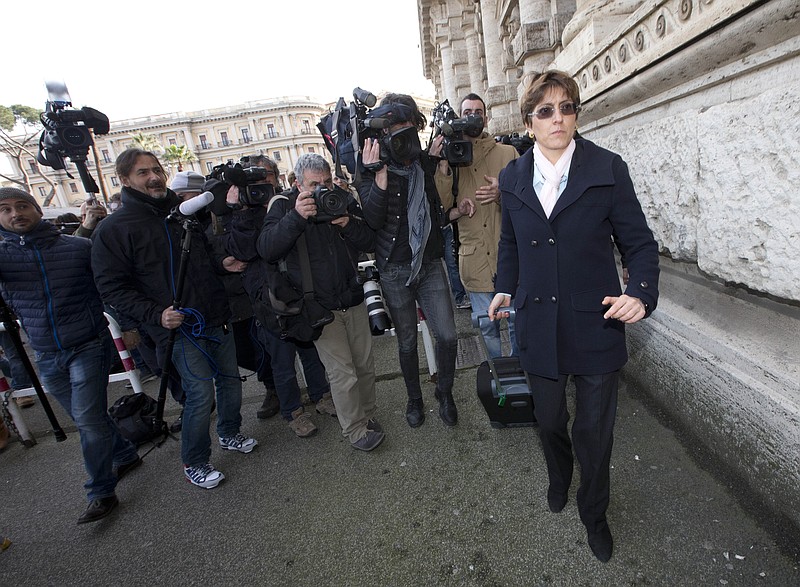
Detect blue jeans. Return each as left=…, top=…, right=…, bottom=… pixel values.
left=35, top=331, right=138, bottom=501
left=259, top=327, right=330, bottom=420
left=469, top=291, right=518, bottom=358
left=380, top=259, right=458, bottom=399
left=442, top=225, right=467, bottom=303
left=171, top=325, right=243, bottom=467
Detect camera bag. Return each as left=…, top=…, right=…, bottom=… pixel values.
left=108, top=392, right=168, bottom=445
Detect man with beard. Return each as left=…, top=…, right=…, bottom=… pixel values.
left=433, top=93, right=519, bottom=359
left=0, top=187, right=140, bottom=523
left=91, top=149, right=257, bottom=490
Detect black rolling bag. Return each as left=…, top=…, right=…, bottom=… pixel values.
left=472, top=312, right=537, bottom=429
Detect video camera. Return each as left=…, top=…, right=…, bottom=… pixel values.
left=206, top=157, right=274, bottom=208
left=318, top=87, right=421, bottom=177
left=37, top=81, right=109, bottom=196
left=495, top=132, right=535, bottom=156
left=429, top=100, right=481, bottom=167
left=310, top=185, right=351, bottom=223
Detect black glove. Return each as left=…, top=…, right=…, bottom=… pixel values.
left=203, top=178, right=234, bottom=216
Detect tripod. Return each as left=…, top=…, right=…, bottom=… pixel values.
left=0, top=296, right=66, bottom=442
left=154, top=215, right=198, bottom=434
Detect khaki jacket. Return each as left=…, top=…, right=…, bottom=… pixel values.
left=435, top=133, right=518, bottom=291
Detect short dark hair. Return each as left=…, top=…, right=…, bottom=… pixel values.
left=519, top=70, right=581, bottom=125
left=460, top=93, right=486, bottom=114
left=247, top=154, right=279, bottom=178
left=115, top=148, right=164, bottom=179
left=379, top=93, right=427, bottom=131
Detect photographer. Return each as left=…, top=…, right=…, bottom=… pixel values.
left=91, top=149, right=257, bottom=490
left=220, top=155, right=335, bottom=438
left=358, top=93, right=459, bottom=429
left=433, top=93, right=519, bottom=358
left=257, top=154, right=384, bottom=452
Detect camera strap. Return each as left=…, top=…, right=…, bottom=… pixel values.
left=296, top=233, right=315, bottom=300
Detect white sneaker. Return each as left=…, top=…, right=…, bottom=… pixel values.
left=218, top=433, right=258, bottom=454
left=184, top=463, right=225, bottom=489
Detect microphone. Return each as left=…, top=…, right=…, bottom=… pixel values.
left=169, top=191, right=214, bottom=219
left=364, top=117, right=391, bottom=130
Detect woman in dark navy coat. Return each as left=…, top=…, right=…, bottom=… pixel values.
left=488, top=70, right=660, bottom=562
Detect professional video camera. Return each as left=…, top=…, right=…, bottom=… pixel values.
left=495, top=132, right=535, bottom=156
left=310, top=185, right=351, bottom=223
left=318, top=87, right=421, bottom=179
left=36, top=81, right=109, bottom=198
left=207, top=157, right=274, bottom=207
left=357, top=263, right=392, bottom=336
left=429, top=99, right=482, bottom=167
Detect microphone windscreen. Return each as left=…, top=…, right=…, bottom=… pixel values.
left=364, top=117, right=390, bottom=130
left=178, top=191, right=214, bottom=216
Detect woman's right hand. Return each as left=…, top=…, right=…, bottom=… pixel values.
left=488, top=293, right=511, bottom=321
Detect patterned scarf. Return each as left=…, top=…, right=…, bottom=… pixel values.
left=533, top=139, right=576, bottom=218
left=391, top=161, right=429, bottom=286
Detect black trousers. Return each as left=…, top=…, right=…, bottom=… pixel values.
left=527, top=371, right=619, bottom=533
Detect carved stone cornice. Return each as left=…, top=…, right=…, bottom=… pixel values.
left=557, top=0, right=767, bottom=103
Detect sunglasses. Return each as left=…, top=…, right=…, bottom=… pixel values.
left=528, top=102, right=581, bottom=120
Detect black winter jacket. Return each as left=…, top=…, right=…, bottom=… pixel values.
left=0, top=222, right=107, bottom=352
left=90, top=187, right=231, bottom=345
left=357, top=157, right=446, bottom=271
left=256, top=189, right=375, bottom=311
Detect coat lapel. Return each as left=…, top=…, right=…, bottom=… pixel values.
left=511, top=149, right=548, bottom=223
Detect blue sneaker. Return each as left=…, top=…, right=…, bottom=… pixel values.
left=218, top=433, right=258, bottom=454
left=184, top=463, right=225, bottom=489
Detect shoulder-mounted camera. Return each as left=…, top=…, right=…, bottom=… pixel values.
left=430, top=100, right=482, bottom=167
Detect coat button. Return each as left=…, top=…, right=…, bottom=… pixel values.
left=531, top=240, right=538, bottom=246
left=551, top=296, right=557, bottom=303
left=640, top=281, right=649, bottom=289
left=533, top=297, right=541, bottom=303
left=548, top=238, right=555, bottom=245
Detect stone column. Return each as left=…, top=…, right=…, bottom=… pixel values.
left=481, top=0, right=521, bottom=134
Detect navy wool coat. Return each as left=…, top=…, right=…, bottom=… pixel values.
left=495, top=138, right=660, bottom=379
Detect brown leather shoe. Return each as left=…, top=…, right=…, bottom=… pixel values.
left=0, top=419, right=9, bottom=451
left=314, top=392, right=337, bottom=417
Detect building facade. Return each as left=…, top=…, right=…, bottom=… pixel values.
left=2, top=96, right=331, bottom=206
left=419, top=0, right=800, bottom=531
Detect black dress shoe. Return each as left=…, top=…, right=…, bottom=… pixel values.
left=169, top=410, right=183, bottom=433
left=114, top=456, right=142, bottom=481
left=587, top=524, right=614, bottom=562
left=405, top=398, right=425, bottom=428
left=77, top=495, right=119, bottom=525
left=434, top=390, right=458, bottom=426
left=547, top=487, right=567, bottom=513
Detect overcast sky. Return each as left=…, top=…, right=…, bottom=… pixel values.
left=2, top=0, right=435, bottom=122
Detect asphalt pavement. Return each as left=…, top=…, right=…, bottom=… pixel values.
left=1, top=309, right=798, bottom=586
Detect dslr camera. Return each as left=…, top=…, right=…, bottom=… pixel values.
left=207, top=157, right=274, bottom=207
left=430, top=100, right=482, bottom=167
left=310, top=185, right=351, bottom=223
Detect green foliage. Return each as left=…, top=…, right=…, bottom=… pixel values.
left=0, top=105, right=43, bottom=131
left=129, top=132, right=163, bottom=154
left=162, top=144, right=197, bottom=171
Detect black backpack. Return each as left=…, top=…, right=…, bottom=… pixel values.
left=108, top=392, right=168, bottom=446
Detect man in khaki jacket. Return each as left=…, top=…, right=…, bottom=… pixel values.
left=434, top=93, right=519, bottom=358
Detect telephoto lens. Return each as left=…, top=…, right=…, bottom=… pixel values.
left=361, top=267, right=392, bottom=335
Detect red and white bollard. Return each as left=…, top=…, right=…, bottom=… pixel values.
left=103, top=313, right=144, bottom=394
left=0, top=375, right=35, bottom=447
